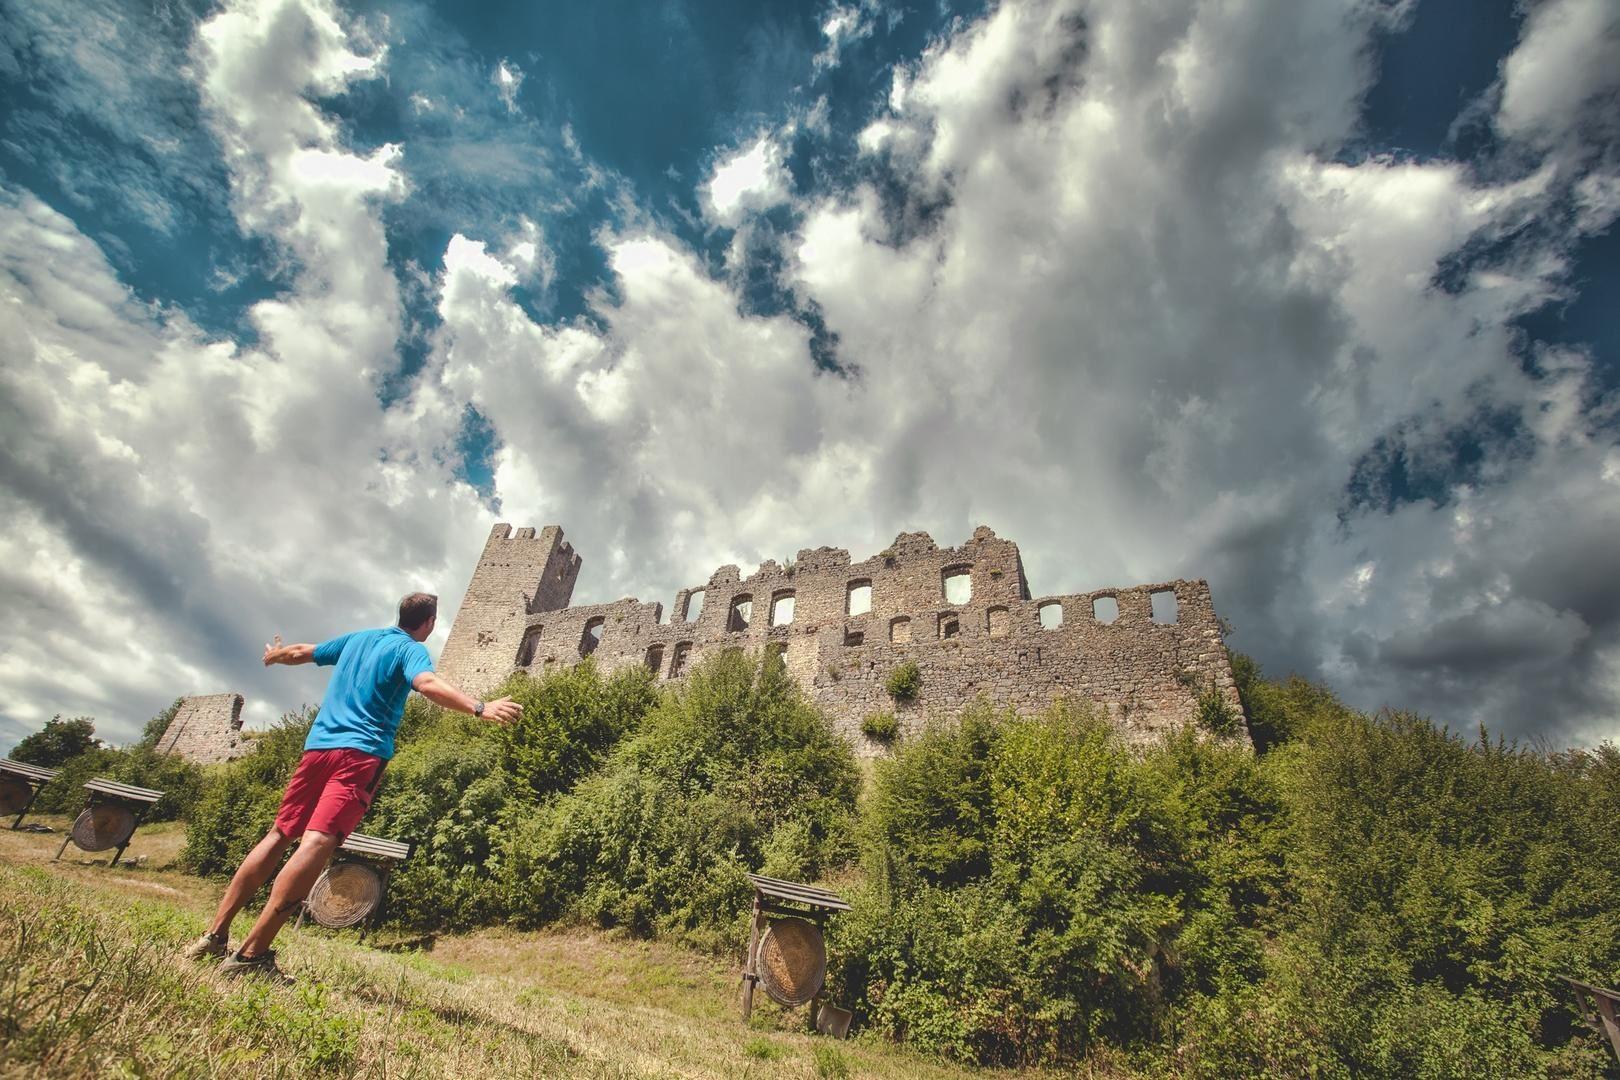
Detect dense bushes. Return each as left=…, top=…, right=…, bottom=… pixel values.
left=145, top=646, right=1620, bottom=1075
left=835, top=702, right=1277, bottom=1065
left=502, top=648, right=859, bottom=949
left=833, top=673, right=1619, bottom=1077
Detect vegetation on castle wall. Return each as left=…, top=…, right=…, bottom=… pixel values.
left=885, top=661, right=922, bottom=703
left=860, top=710, right=899, bottom=742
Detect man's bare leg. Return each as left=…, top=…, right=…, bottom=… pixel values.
left=208, top=828, right=294, bottom=939
left=235, top=830, right=342, bottom=958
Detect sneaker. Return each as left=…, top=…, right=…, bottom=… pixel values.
left=218, top=949, right=292, bottom=985
left=183, top=931, right=228, bottom=960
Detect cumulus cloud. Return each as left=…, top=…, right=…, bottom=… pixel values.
left=3, top=0, right=1618, bottom=754
left=703, top=135, right=793, bottom=227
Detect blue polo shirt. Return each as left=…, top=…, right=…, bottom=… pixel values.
left=305, top=627, right=434, bottom=761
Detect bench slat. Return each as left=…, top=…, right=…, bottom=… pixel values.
left=746, top=873, right=851, bottom=911
left=1, top=760, right=60, bottom=782
left=84, top=778, right=165, bottom=803
left=341, top=832, right=411, bottom=861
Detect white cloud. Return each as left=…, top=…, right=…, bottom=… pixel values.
left=493, top=58, right=524, bottom=113
left=703, top=135, right=792, bottom=227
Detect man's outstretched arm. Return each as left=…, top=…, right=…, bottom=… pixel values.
left=412, top=671, right=522, bottom=725
left=263, top=635, right=316, bottom=666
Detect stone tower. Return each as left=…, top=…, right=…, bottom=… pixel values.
left=155, top=693, right=249, bottom=765
left=438, top=524, right=581, bottom=697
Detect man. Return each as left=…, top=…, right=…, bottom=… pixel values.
left=185, top=591, right=521, bottom=981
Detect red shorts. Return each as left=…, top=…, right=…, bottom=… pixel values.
left=274, top=748, right=385, bottom=840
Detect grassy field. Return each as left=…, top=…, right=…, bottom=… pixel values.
left=0, top=818, right=1054, bottom=1079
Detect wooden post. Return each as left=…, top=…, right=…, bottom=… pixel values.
left=9, top=785, right=42, bottom=830
left=740, top=895, right=764, bottom=1021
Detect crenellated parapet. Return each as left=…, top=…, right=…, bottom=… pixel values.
left=438, top=524, right=1247, bottom=751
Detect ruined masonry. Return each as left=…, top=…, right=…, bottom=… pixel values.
left=440, top=524, right=1247, bottom=752
left=154, top=693, right=249, bottom=765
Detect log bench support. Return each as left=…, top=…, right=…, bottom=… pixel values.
left=1, top=760, right=60, bottom=829
left=54, top=779, right=164, bottom=867
left=295, top=831, right=413, bottom=941
left=738, top=873, right=851, bottom=1035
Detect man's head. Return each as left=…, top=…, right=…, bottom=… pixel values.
left=398, top=592, right=438, bottom=641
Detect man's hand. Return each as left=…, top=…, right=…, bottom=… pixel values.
left=480, top=696, right=521, bottom=726
left=263, top=636, right=316, bottom=666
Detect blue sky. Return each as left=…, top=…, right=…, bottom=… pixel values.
left=1, top=0, right=1617, bottom=752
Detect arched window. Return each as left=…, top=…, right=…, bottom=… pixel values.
left=1039, top=602, right=1064, bottom=630
left=771, top=591, right=795, bottom=626
left=938, top=613, right=960, bottom=639
left=728, top=595, right=753, bottom=632
left=579, top=616, right=605, bottom=658
left=1093, top=596, right=1119, bottom=624
left=671, top=641, right=693, bottom=676
left=986, top=606, right=1010, bottom=638
left=644, top=644, right=664, bottom=675
left=847, top=579, right=872, bottom=616
left=1151, top=589, right=1179, bottom=624
left=517, top=625, right=543, bottom=666
left=684, top=590, right=705, bottom=622
left=889, top=616, right=912, bottom=644
left=942, top=565, right=972, bottom=605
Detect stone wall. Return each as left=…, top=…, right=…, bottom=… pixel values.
left=441, top=524, right=1246, bottom=752
left=154, top=693, right=249, bottom=765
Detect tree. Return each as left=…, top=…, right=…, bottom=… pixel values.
left=12, top=716, right=100, bottom=767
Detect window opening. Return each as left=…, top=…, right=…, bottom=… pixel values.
left=579, top=616, right=605, bottom=658
left=1039, top=602, right=1064, bottom=630
left=728, top=595, right=753, bottom=632
left=889, top=616, right=911, bottom=644
left=942, top=566, right=972, bottom=605
left=1151, top=589, right=1179, bottom=624
left=844, top=628, right=865, bottom=647
left=517, top=626, right=543, bottom=666
left=771, top=592, right=795, bottom=626
left=684, top=590, right=705, bottom=622
left=1093, top=596, right=1119, bottom=624
left=847, top=580, right=872, bottom=616
left=644, top=644, right=664, bottom=675
left=939, top=613, right=960, bottom=639
left=671, top=641, right=692, bottom=676
left=987, top=606, right=1010, bottom=638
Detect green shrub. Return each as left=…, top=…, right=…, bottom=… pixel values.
left=885, top=661, right=922, bottom=703
left=860, top=711, right=899, bottom=742
left=492, top=661, right=657, bottom=800
left=502, top=649, right=859, bottom=949
left=363, top=705, right=509, bottom=930
left=12, top=716, right=99, bottom=767
left=32, top=745, right=205, bottom=823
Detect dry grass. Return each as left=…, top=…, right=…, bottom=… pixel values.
left=0, top=825, right=1048, bottom=1079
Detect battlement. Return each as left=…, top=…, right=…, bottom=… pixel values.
left=440, top=523, right=1246, bottom=750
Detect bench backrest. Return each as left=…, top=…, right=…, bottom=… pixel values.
left=1, top=759, right=60, bottom=783
left=83, top=778, right=165, bottom=804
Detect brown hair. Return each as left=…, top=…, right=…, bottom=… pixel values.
left=398, top=592, right=438, bottom=632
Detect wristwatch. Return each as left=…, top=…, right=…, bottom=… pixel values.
left=474, top=701, right=484, bottom=718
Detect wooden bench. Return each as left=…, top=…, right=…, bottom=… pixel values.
left=54, top=779, right=164, bottom=867
left=297, top=831, right=414, bottom=937
left=1563, top=976, right=1620, bottom=1063
left=1, top=759, right=60, bottom=829
left=740, top=873, right=853, bottom=1037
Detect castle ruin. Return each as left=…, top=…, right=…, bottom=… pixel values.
left=154, top=693, right=250, bottom=765
left=439, top=524, right=1246, bottom=751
